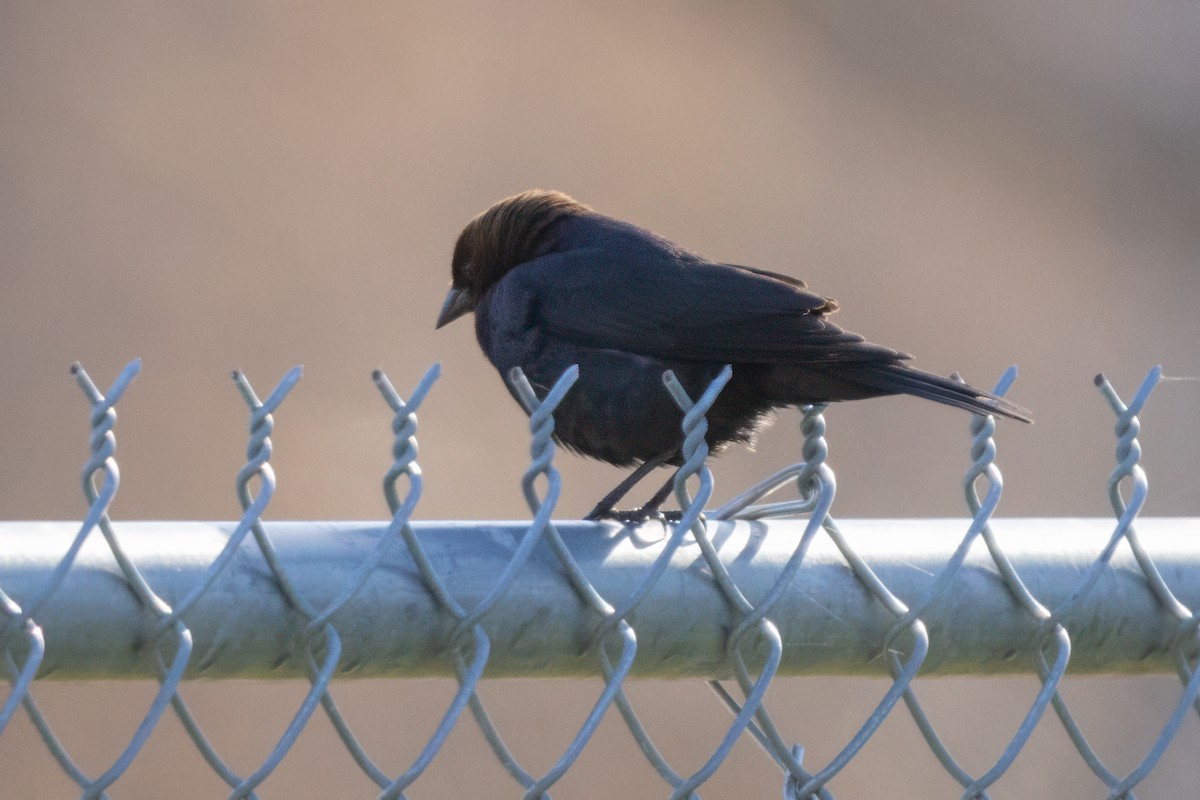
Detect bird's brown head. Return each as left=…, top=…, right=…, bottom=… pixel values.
left=436, top=189, right=590, bottom=328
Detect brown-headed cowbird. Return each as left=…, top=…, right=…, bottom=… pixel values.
left=437, top=190, right=1032, bottom=519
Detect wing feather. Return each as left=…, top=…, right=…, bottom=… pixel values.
left=504, top=246, right=903, bottom=365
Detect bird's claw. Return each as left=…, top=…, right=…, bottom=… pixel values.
left=586, top=507, right=684, bottom=524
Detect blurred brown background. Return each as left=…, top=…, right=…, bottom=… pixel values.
left=2, top=2, right=1198, bottom=798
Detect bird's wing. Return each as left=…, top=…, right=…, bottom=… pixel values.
left=501, top=247, right=906, bottom=365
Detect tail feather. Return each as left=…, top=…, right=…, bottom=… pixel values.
left=853, top=363, right=1033, bottom=423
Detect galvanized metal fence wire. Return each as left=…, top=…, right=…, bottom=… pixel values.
left=1, top=359, right=1198, bottom=799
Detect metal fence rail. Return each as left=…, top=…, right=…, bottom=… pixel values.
left=1, top=359, right=1198, bottom=799
left=4, top=519, right=1198, bottom=680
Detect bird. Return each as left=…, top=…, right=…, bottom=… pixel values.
left=436, top=189, right=1032, bottom=520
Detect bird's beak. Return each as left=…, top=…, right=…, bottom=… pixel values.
left=435, top=286, right=472, bottom=329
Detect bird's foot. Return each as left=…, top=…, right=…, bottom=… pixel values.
left=585, top=507, right=684, bottom=524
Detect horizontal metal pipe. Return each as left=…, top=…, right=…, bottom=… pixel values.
left=1, top=519, right=1196, bottom=679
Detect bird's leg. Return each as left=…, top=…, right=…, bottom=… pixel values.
left=638, top=474, right=680, bottom=521
left=585, top=448, right=676, bottom=521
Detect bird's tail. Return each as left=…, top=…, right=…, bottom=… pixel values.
left=849, top=363, right=1033, bottom=423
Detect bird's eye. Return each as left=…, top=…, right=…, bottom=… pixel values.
left=451, top=260, right=473, bottom=287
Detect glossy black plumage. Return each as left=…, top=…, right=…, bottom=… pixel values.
left=437, top=190, right=1032, bottom=515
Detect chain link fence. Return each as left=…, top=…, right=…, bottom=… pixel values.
left=1, top=359, right=1197, bottom=799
